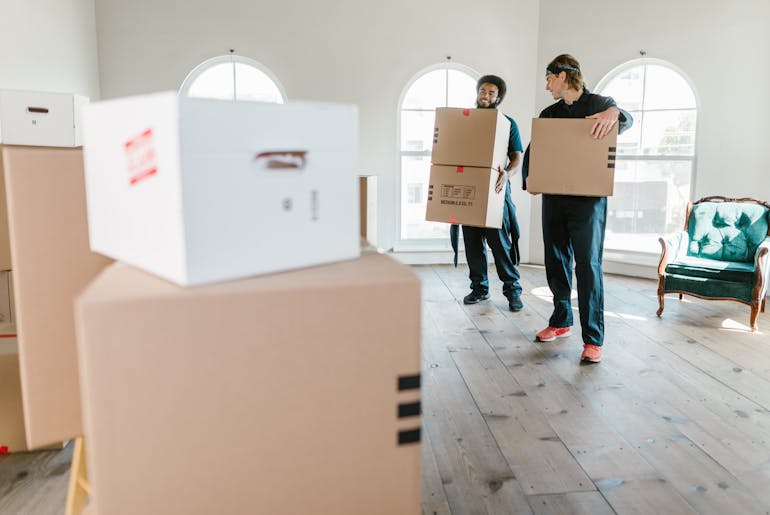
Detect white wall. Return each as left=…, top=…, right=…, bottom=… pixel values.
left=0, top=0, right=100, bottom=99
left=532, top=0, right=770, bottom=267
left=94, top=0, right=540, bottom=255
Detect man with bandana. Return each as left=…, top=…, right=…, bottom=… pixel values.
left=522, top=54, right=633, bottom=363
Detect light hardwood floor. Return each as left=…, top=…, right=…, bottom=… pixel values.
left=2, top=264, right=770, bottom=514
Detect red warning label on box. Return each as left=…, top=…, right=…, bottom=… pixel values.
left=124, top=128, right=158, bottom=186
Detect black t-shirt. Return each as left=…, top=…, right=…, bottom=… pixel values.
left=521, top=89, right=633, bottom=190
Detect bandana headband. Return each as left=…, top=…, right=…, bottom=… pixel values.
left=547, top=64, right=580, bottom=75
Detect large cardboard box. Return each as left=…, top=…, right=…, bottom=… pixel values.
left=75, top=253, right=422, bottom=515
left=527, top=118, right=618, bottom=196
left=82, top=92, right=360, bottom=286
left=0, top=271, right=12, bottom=323
left=431, top=107, right=510, bottom=169
left=0, top=152, right=12, bottom=270
left=0, top=90, right=88, bottom=147
left=425, top=165, right=505, bottom=228
left=359, top=175, right=377, bottom=245
left=2, top=146, right=113, bottom=449
left=0, top=338, right=28, bottom=454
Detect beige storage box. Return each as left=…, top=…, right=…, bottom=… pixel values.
left=75, top=252, right=422, bottom=515
left=431, top=107, right=510, bottom=169
left=425, top=164, right=505, bottom=228
left=3, top=146, right=113, bottom=449
left=527, top=118, right=618, bottom=196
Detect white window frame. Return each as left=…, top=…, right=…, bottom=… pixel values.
left=596, top=58, right=699, bottom=262
left=394, top=62, right=480, bottom=252
left=179, top=54, right=287, bottom=103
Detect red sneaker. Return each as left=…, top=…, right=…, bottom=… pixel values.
left=535, top=326, right=572, bottom=342
left=581, top=344, right=602, bottom=363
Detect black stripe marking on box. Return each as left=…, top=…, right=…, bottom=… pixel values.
left=398, top=401, right=421, bottom=418
left=398, top=428, right=421, bottom=445
left=398, top=374, right=421, bottom=391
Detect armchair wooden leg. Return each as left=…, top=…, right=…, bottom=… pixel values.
left=750, top=303, right=760, bottom=332
left=678, top=293, right=683, bottom=300
left=657, top=293, right=664, bottom=317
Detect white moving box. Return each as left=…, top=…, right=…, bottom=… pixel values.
left=82, top=92, right=360, bottom=286
left=0, top=90, right=88, bottom=147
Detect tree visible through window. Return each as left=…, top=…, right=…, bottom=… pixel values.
left=597, top=60, right=697, bottom=253
left=180, top=54, right=286, bottom=104
left=398, top=64, right=479, bottom=243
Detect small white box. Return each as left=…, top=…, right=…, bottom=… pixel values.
left=82, top=92, right=360, bottom=286
left=0, top=90, right=88, bottom=147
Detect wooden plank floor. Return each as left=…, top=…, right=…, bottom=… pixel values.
left=3, top=263, right=770, bottom=514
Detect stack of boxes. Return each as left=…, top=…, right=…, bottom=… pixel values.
left=0, top=89, right=422, bottom=513
left=0, top=90, right=108, bottom=454
left=425, top=107, right=511, bottom=228
left=72, top=92, right=422, bottom=514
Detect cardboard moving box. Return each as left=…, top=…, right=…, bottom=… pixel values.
left=431, top=107, right=510, bottom=169
left=75, top=252, right=422, bottom=515
left=0, top=90, right=88, bottom=147
left=425, top=165, right=505, bottom=228
left=527, top=118, right=618, bottom=197
left=359, top=175, right=378, bottom=245
left=82, top=92, right=360, bottom=286
left=3, top=146, right=113, bottom=449
left=0, top=152, right=12, bottom=270
left=0, top=338, right=28, bottom=454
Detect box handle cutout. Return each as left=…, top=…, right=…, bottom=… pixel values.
left=254, top=150, right=307, bottom=170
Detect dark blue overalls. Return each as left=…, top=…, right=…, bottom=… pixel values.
left=452, top=181, right=521, bottom=299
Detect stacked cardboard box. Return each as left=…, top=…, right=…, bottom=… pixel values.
left=526, top=118, right=618, bottom=196
left=2, top=145, right=112, bottom=450
left=425, top=107, right=510, bottom=228
left=0, top=337, right=27, bottom=454
left=75, top=252, right=422, bottom=515
left=1, top=90, right=105, bottom=454
left=81, top=92, right=361, bottom=286
left=359, top=175, right=378, bottom=246
left=75, top=93, right=421, bottom=513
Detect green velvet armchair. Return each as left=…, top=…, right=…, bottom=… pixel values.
left=657, top=196, right=770, bottom=332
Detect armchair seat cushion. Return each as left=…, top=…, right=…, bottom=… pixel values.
left=666, top=256, right=756, bottom=285
left=663, top=273, right=754, bottom=304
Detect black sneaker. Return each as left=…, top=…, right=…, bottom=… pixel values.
left=463, top=291, right=490, bottom=304
left=508, top=295, right=524, bottom=312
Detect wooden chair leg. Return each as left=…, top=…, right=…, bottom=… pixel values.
left=657, top=293, right=664, bottom=316
left=678, top=293, right=683, bottom=300
left=65, top=437, right=91, bottom=515
left=750, top=303, right=760, bottom=333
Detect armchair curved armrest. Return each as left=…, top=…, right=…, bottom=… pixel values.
left=658, top=230, right=688, bottom=276
left=753, top=237, right=770, bottom=300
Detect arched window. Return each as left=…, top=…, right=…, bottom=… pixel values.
left=397, top=63, right=479, bottom=247
left=597, top=59, right=697, bottom=253
left=180, top=54, right=286, bottom=103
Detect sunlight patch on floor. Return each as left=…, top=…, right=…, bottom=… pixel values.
left=720, top=318, right=754, bottom=332
left=531, top=286, right=577, bottom=300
